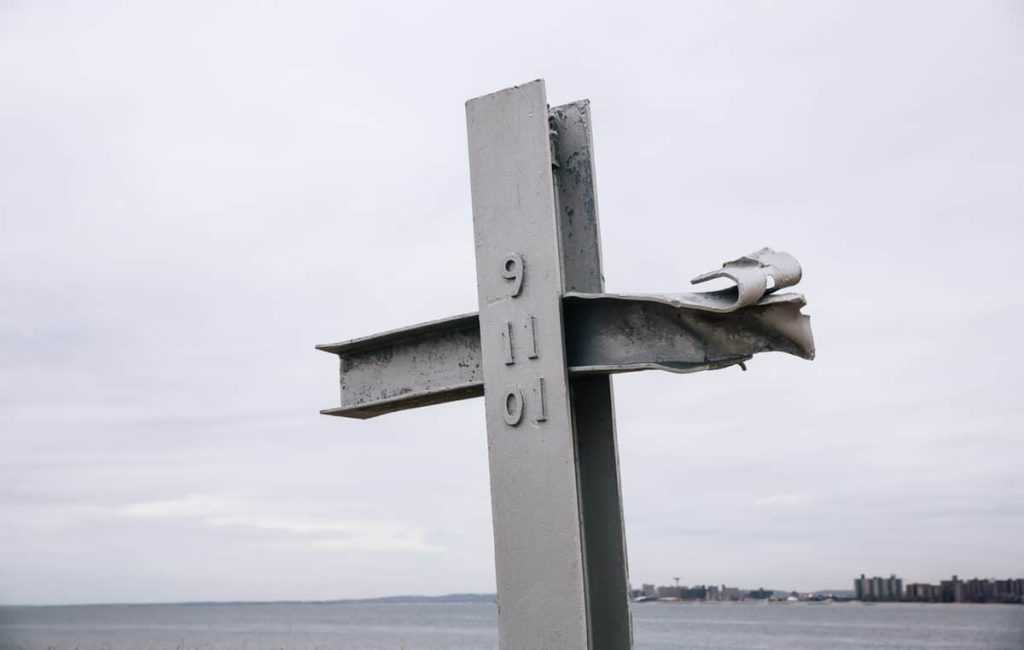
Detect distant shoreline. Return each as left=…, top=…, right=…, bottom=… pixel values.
left=3, top=594, right=1020, bottom=609
left=0, top=593, right=497, bottom=609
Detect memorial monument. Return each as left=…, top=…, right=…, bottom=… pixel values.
left=318, top=79, right=815, bottom=650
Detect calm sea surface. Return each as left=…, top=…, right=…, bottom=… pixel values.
left=1, top=601, right=1022, bottom=649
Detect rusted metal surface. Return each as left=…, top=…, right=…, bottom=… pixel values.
left=318, top=282, right=813, bottom=419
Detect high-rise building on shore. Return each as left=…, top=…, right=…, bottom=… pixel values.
left=858, top=574, right=1023, bottom=603
left=854, top=574, right=903, bottom=601
left=905, top=582, right=941, bottom=602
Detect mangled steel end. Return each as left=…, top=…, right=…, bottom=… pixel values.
left=690, top=248, right=803, bottom=312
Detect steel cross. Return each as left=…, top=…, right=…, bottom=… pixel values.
left=317, top=80, right=814, bottom=650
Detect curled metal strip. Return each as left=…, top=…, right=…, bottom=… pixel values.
left=687, top=247, right=803, bottom=312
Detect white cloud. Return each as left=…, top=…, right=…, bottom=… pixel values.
left=111, top=495, right=442, bottom=553
left=2, top=0, right=1022, bottom=604
left=116, top=494, right=227, bottom=519
left=753, top=494, right=811, bottom=509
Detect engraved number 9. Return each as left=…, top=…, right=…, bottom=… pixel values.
left=502, top=253, right=524, bottom=297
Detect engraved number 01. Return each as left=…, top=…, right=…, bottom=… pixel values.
left=502, top=378, right=547, bottom=427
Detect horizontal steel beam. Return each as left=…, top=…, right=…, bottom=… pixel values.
left=317, top=293, right=814, bottom=419
left=317, top=313, right=483, bottom=419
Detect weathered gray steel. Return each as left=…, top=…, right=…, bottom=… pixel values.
left=317, top=313, right=482, bottom=419
left=690, top=247, right=802, bottom=310
left=317, top=79, right=817, bottom=650
left=466, top=80, right=590, bottom=649
left=317, top=290, right=813, bottom=418
left=564, top=291, right=814, bottom=375
left=551, top=99, right=632, bottom=650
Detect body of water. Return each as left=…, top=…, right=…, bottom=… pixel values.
left=1, top=600, right=1021, bottom=649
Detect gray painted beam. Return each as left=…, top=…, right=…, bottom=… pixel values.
left=317, top=292, right=812, bottom=419
left=466, top=79, right=590, bottom=650
left=317, top=313, right=482, bottom=419
left=550, top=99, right=632, bottom=650
left=316, top=80, right=816, bottom=650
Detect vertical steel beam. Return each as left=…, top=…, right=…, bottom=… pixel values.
left=552, top=100, right=633, bottom=649
left=466, top=81, right=590, bottom=649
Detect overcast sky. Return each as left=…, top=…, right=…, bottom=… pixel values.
left=2, top=1, right=1022, bottom=606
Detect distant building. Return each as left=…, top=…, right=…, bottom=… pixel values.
left=853, top=574, right=902, bottom=601
left=956, top=577, right=1023, bottom=604
left=747, top=587, right=773, bottom=600
left=720, top=586, right=742, bottom=601
left=940, top=575, right=964, bottom=603
left=903, top=575, right=1022, bottom=604
left=993, top=578, right=1024, bottom=603
left=871, top=576, right=884, bottom=600
left=656, top=585, right=682, bottom=599
left=906, top=583, right=941, bottom=602
left=683, top=585, right=707, bottom=601
left=888, top=575, right=903, bottom=601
